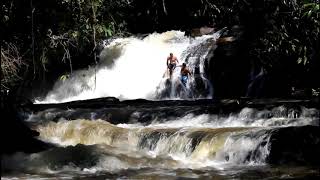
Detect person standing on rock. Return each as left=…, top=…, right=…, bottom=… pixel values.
left=180, top=63, right=192, bottom=87
left=166, top=53, right=179, bottom=79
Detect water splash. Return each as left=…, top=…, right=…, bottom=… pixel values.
left=4, top=106, right=319, bottom=178
left=34, top=119, right=272, bottom=167
left=35, top=30, right=222, bottom=103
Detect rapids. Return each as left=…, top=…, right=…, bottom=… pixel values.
left=2, top=102, right=319, bottom=179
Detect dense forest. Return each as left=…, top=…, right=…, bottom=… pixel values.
left=1, top=0, right=319, bottom=98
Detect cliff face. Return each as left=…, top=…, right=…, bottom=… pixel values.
left=204, top=26, right=291, bottom=98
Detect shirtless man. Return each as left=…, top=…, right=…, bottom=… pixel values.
left=180, top=63, right=192, bottom=87
left=167, top=53, right=179, bottom=78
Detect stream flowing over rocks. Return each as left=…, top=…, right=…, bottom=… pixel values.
left=2, top=97, right=319, bottom=179
left=2, top=0, right=320, bottom=178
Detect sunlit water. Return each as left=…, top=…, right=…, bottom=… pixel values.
left=2, top=105, right=319, bottom=179
left=35, top=31, right=221, bottom=103
left=4, top=30, right=319, bottom=179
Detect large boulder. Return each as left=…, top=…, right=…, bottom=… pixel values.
left=1, top=93, right=52, bottom=155
left=267, top=125, right=320, bottom=165
left=205, top=25, right=251, bottom=98
left=185, top=27, right=215, bottom=37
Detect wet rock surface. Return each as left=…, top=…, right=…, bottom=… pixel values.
left=1, top=95, right=53, bottom=155
left=267, top=125, right=320, bottom=165
left=28, top=97, right=318, bottom=124
left=3, top=95, right=319, bottom=167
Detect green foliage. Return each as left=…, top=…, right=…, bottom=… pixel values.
left=193, top=0, right=315, bottom=80
left=302, top=3, right=320, bottom=17
left=1, top=0, right=132, bottom=90
left=2, top=0, right=319, bottom=92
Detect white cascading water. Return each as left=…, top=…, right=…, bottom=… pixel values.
left=4, top=30, right=318, bottom=179
left=2, top=105, right=318, bottom=178
left=35, top=31, right=222, bottom=103
left=20, top=106, right=316, bottom=169
left=34, top=119, right=269, bottom=167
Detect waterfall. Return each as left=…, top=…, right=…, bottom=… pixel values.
left=35, top=30, right=222, bottom=104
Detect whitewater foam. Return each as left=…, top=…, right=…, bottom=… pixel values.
left=35, top=30, right=222, bottom=103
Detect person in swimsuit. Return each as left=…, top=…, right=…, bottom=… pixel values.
left=166, top=53, right=179, bottom=78
left=180, top=63, right=192, bottom=87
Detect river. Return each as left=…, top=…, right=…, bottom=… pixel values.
left=2, top=30, right=319, bottom=179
